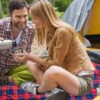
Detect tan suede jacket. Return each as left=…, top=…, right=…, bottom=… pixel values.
left=41, top=26, right=95, bottom=74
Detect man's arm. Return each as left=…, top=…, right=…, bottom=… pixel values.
left=26, top=22, right=35, bottom=52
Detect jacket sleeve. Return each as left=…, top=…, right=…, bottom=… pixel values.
left=42, top=28, right=73, bottom=70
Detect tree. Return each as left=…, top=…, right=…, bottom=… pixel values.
left=25, top=0, right=33, bottom=4
left=0, top=0, right=2, bottom=18
left=0, top=0, right=73, bottom=18
left=55, top=0, right=73, bottom=12
left=6, top=0, right=9, bottom=16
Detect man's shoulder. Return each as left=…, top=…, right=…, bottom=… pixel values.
left=0, top=17, right=10, bottom=26
left=26, top=21, right=35, bottom=30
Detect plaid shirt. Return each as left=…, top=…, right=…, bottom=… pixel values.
left=0, top=18, right=35, bottom=76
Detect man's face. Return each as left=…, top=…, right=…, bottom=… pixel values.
left=11, top=7, right=28, bottom=30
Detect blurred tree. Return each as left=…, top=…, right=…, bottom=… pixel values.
left=0, top=0, right=2, bottom=18
left=6, top=0, right=9, bottom=16
left=55, top=0, right=73, bottom=12
left=1, top=0, right=9, bottom=17
left=0, top=0, right=73, bottom=18
left=26, top=0, right=34, bottom=4
left=54, top=0, right=73, bottom=17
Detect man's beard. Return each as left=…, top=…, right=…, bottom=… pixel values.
left=13, top=22, right=27, bottom=30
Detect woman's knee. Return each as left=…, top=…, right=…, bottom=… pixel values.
left=44, top=66, right=62, bottom=78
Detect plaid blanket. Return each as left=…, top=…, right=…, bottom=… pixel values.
left=0, top=62, right=100, bottom=100
left=0, top=84, right=46, bottom=100
left=68, top=62, right=100, bottom=100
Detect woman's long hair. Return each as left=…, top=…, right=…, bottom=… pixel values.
left=30, top=0, right=70, bottom=44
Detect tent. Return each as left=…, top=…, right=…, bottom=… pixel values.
left=62, top=0, right=100, bottom=47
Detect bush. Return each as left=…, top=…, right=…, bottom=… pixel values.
left=55, top=0, right=73, bottom=12
left=54, top=0, right=73, bottom=17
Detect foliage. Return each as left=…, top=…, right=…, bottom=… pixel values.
left=55, top=0, right=73, bottom=12
left=54, top=0, right=73, bottom=17
left=0, top=0, right=73, bottom=18
left=54, top=7, right=64, bottom=18
left=25, top=0, right=33, bottom=4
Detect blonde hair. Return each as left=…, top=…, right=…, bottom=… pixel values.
left=30, top=0, right=68, bottom=44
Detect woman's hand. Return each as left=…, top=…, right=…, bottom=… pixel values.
left=13, top=51, right=29, bottom=63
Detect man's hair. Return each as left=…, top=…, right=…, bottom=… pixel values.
left=9, top=0, right=28, bottom=14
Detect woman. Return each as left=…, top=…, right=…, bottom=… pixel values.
left=14, top=0, right=95, bottom=96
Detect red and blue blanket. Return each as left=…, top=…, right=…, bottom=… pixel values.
left=0, top=62, right=99, bottom=100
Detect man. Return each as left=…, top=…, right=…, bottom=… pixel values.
left=0, top=0, right=35, bottom=85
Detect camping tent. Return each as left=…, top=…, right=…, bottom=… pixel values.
left=62, top=0, right=100, bottom=47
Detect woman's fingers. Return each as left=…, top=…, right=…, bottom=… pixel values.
left=13, top=54, right=20, bottom=62
left=13, top=52, right=29, bottom=63
left=15, top=53, right=25, bottom=57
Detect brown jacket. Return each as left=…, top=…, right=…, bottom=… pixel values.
left=41, top=26, right=95, bottom=74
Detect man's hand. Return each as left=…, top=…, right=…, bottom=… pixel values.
left=13, top=50, right=29, bottom=63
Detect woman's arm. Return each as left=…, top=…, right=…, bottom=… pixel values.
left=43, top=28, right=73, bottom=70
left=14, top=28, right=73, bottom=71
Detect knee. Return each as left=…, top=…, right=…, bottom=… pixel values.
left=44, top=66, right=62, bottom=78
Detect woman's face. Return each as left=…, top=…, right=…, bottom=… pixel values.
left=32, top=16, right=45, bottom=29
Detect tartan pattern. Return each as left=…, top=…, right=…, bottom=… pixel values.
left=0, top=83, right=46, bottom=100
left=0, top=62, right=99, bottom=100
left=68, top=62, right=100, bottom=100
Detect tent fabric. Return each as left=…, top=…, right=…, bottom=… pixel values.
left=87, top=0, right=100, bottom=35
left=62, top=0, right=85, bottom=30
left=62, top=0, right=94, bottom=33
left=87, top=48, right=100, bottom=64
left=62, top=0, right=100, bottom=47
left=62, top=0, right=100, bottom=35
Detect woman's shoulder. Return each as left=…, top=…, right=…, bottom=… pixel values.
left=55, top=25, right=76, bottom=37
